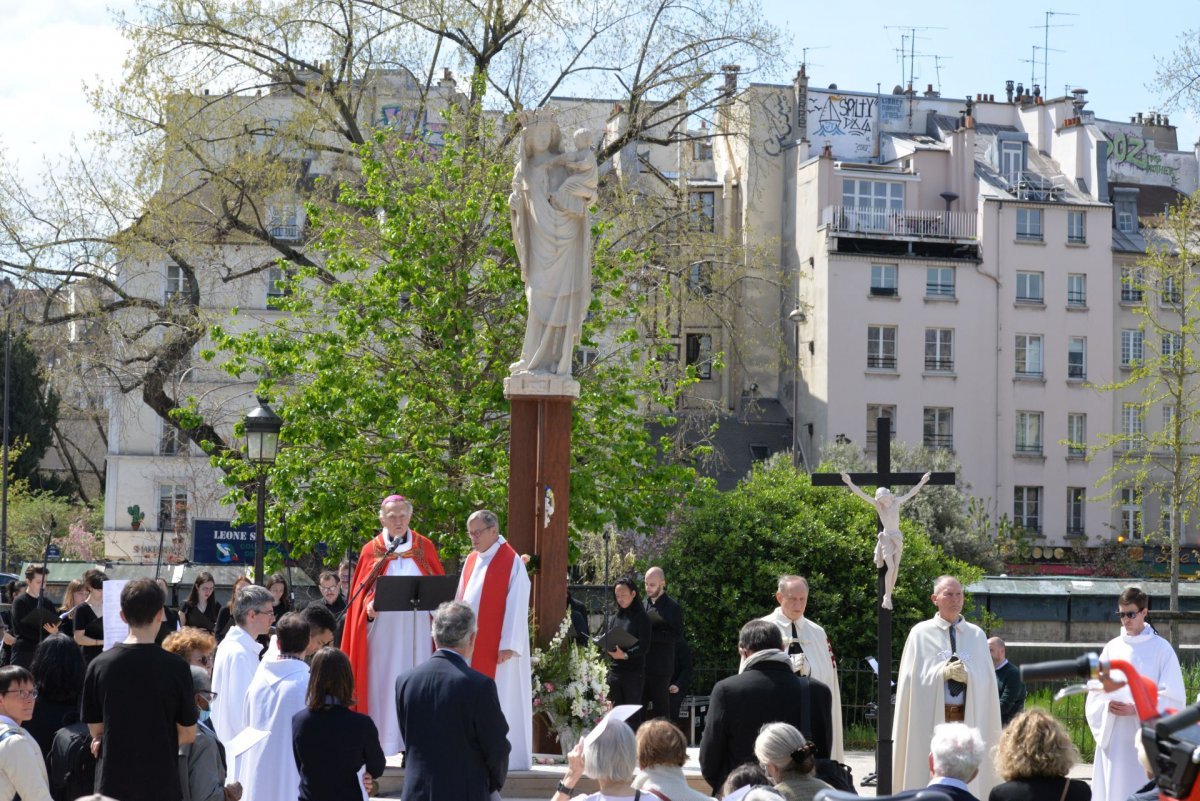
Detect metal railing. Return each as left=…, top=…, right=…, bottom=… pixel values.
left=822, top=206, right=977, bottom=239
left=924, top=357, right=953, bottom=372
left=867, top=355, right=897, bottom=369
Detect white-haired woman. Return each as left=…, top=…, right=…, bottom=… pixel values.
left=754, top=723, right=830, bottom=801
left=552, top=720, right=638, bottom=800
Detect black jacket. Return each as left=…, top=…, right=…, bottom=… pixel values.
left=610, top=603, right=653, bottom=673
left=994, top=661, right=1026, bottom=726
left=699, top=657, right=833, bottom=793
left=644, top=593, right=683, bottom=677
left=989, top=778, right=1090, bottom=801
left=293, top=704, right=386, bottom=801
left=395, top=649, right=510, bottom=801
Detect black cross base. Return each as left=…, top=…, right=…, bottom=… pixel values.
left=807, top=417, right=958, bottom=796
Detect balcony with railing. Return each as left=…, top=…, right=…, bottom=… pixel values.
left=822, top=206, right=977, bottom=240
left=924, top=434, right=954, bottom=450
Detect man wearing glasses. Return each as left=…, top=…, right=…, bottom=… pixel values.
left=211, top=585, right=275, bottom=761
left=455, top=509, right=532, bottom=770
left=0, top=665, right=52, bottom=801
left=181, top=665, right=242, bottom=801
left=1086, top=587, right=1184, bottom=801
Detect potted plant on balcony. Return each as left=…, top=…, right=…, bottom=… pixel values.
left=127, top=504, right=146, bottom=531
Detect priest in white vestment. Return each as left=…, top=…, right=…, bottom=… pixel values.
left=892, top=575, right=1001, bottom=798
left=1086, top=587, right=1184, bottom=801
left=240, top=613, right=312, bottom=801
left=456, top=509, right=533, bottom=771
left=211, top=585, right=274, bottom=756
left=761, top=574, right=844, bottom=760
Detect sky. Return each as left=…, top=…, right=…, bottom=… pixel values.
left=2, top=0, right=1199, bottom=179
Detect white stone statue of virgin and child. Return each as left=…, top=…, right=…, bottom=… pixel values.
left=506, top=110, right=599, bottom=396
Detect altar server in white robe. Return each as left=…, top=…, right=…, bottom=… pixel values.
left=893, top=575, right=1001, bottom=799
left=1086, top=586, right=1184, bottom=801
left=456, top=509, right=533, bottom=770
left=240, top=613, right=312, bottom=801
left=761, top=574, right=844, bottom=760
left=211, top=585, right=274, bottom=750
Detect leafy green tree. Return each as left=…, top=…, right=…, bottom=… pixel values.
left=208, top=124, right=700, bottom=564
left=0, top=330, right=62, bottom=491
left=1092, top=193, right=1200, bottom=646
left=659, top=456, right=979, bottom=693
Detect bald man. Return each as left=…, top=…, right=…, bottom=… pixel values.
left=988, top=637, right=1025, bottom=726
left=642, top=567, right=683, bottom=722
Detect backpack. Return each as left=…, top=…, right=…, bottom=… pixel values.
left=46, top=721, right=96, bottom=801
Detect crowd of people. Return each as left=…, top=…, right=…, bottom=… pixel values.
left=0, top=490, right=1183, bottom=801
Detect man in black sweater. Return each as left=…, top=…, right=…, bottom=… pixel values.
left=642, top=566, right=683, bottom=723
left=699, top=619, right=833, bottom=794
left=988, top=637, right=1025, bottom=726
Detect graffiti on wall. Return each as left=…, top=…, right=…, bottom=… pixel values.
left=761, top=93, right=795, bottom=156
left=1102, top=128, right=1177, bottom=179
left=879, top=96, right=904, bottom=124
left=806, top=90, right=878, bottom=159
left=380, top=105, right=447, bottom=147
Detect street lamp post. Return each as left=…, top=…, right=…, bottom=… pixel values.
left=788, top=306, right=807, bottom=471
left=243, top=399, right=282, bottom=584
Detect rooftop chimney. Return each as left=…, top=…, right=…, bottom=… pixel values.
left=1006, top=80, right=1015, bottom=103
left=722, top=65, right=741, bottom=98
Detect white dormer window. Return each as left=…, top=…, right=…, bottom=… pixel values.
left=268, top=203, right=302, bottom=241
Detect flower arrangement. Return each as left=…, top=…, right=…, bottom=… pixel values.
left=531, top=615, right=609, bottom=751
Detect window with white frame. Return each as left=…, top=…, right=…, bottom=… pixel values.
left=870, top=264, right=898, bottom=296
left=1016, top=271, right=1044, bottom=303
left=1122, top=402, right=1144, bottom=441
left=1164, top=404, right=1178, bottom=433
left=1067, top=412, right=1086, bottom=458
left=1121, top=267, right=1144, bottom=303
left=1067, top=273, right=1087, bottom=307
left=1016, top=411, right=1043, bottom=454
left=1067, top=337, right=1086, bottom=381
left=1162, top=333, right=1184, bottom=367
left=1117, top=209, right=1136, bottom=234
left=1121, top=488, right=1142, bottom=539
left=1015, top=334, right=1043, bottom=378
left=1067, top=210, right=1086, bottom=243
left=1121, top=329, right=1143, bottom=367
left=1016, top=208, right=1043, bottom=240
left=865, top=404, right=897, bottom=446
left=924, top=328, right=953, bottom=372
left=867, top=325, right=897, bottom=369
left=266, top=265, right=296, bottom=309
left=1161, top=275, right=1182, bottom=305
left=1067, top=487, right=1085, bottom=535
left=926, top=266, right=955, bottom=298
left=1162, top=493, right=1177, bottom=538
left=842, top=179, right=904, bottom=230
left=158, top=483, right=189, bottom=534
left=159, top=421, right=188, bottom=456
left=685, top=333, right=714, bottom=379
left=1000, top=141, right=1024, bottom=184
left=164, top=264, right=185, bottom=303
left=923, top=407, right=953, bottom=450
left=267, top=203, right=302, bottom=241
left=1014, top=486, right=1042, bottom=533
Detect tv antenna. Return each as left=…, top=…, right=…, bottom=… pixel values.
left=1021, top=44, right=1062, bottom=89
left=1033, top=10, right=1077, bottom=90
left=932, top=55, right=952, bottom=94
left=885, top=25, right=946, bottom=91
left=800, top=45, right=830, bottom=70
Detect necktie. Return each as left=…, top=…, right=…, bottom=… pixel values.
left=789, top=621, right=804, bottom=655
left=947, top=623, right=966, bottom=696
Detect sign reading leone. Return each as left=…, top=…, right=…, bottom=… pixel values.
left=193, top=519, right=262, bottom=565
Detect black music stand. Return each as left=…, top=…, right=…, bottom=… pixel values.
left=374, top=575, right=460, bottom=667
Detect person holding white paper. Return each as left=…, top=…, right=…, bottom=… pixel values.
left=1086, top=587, right=1183, bottom=801
left=551, top=706, right=641, bottom=801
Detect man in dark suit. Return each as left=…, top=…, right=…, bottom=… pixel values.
left=642, top=566, right=683, bottom=723
left=395, top=601, right=510, bottom=801
left=699, top=619, right=833, bottom=793
left=924, top=722, right=985, bottom=801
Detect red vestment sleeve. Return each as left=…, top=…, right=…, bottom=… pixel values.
left=341, top=532, right=445, bottom=716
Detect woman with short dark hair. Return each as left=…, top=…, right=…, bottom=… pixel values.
left=292, top=647, right=385, bottom=801
left=71, top=570, right=106, bottom=665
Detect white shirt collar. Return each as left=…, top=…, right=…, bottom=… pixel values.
left=0, top=714, right=17, bottom=729
left=386, top=529, right=411, bottom=550
left=930, top=776, right=971, bottom=792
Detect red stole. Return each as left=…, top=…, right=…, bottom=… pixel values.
left=343, top=531, right=445, bottom=716
left=459, top=541, right=517, bottom=679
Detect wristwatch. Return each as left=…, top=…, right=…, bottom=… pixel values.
left=556, top=780, right=575, bottom=795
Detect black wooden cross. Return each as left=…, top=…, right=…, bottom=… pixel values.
left=810, top=416, right=956, bottom=796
